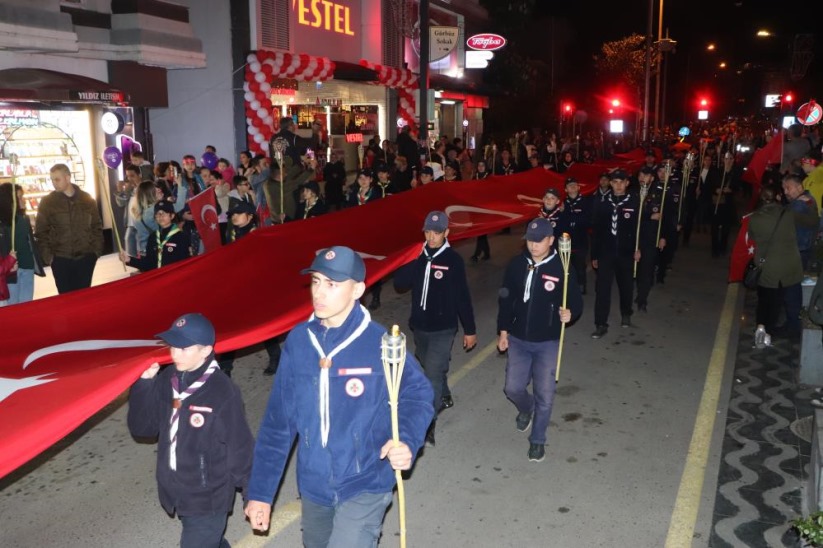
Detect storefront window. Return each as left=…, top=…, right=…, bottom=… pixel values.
left=0, top=108, right=94, bottom=221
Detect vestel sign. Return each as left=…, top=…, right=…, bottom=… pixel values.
left=466, top=33, right=506, bottom=51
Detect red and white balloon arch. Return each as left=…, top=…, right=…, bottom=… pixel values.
left=243, top=51, right=419, bottom=156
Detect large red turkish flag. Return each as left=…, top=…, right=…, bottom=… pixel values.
left=0, top=168, right=579, bottom=478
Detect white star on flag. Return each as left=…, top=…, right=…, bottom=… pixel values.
left=0, top=374, right=56, bottom=404
left=748, top=246, right=755, bottom=255
left=210, top=223, right=217, bottom=230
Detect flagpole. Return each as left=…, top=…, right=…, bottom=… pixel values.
left=9, top=155, right=18, bottom=254
left=555, top=233, right=572, bottom=382
left=95, top=160, right=126, bottom=272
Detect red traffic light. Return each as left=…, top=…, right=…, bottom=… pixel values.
left=563, top=103, right=573, bottom=113
left=611, top=99, right=621, bottom=107
left=699, top=98, right=709, bottom=107
left=784, top=93, right=793, bottom=102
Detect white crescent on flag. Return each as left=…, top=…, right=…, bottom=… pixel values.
left=200, top=204, right=219, bottom=230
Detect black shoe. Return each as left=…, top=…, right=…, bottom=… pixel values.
left=528, top=443, right=546, bottom=462
left=621, top=315, right=631, bottom=328
left=591, top=325, right=608, bottom=339
left=441, top=395, right=454, bottom=410
left=516, top=411, right=532, bottom=432
left=638, top=303, right=647, bottom=313
left=580, top=285, right=586, bottom=295
left=470, top=255, right=479, bottom=263
left=481, top=254, right=491, bottom=261
left=263, top=364, right=278, bottom=376
left=425, top=425, right=436, bottom=447
left=368, top=297, right=381, bottom=311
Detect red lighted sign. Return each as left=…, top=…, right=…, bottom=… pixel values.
left=345, top=133, right=364, bottom=143
left=466, top=34, right=506, bottom=51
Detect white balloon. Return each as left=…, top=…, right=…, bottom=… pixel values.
left=250, top=100, right=261, bottom=111
left=248, top=125, right=260, bottom=135
left=243, top=82, right=250, bottom=93
left=255, top=72, right=266, bottom=83
left=244, top=92, right=254, bottom=102
left=308, top=59, right=318, bottom=71
left=260, top=83, right=271, bottom=93
left=253, top=133, right=264, bottom=144
left=250, top=62, right=261, bottom=73
left=257, top=107, right=268, bottom=118
left=247, top=53, right=257, bottom=64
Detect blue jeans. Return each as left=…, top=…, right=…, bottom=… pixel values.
left=178, top=512, right=230, bottom=548
left=504, top=336, right=558, bottom=445
left=301, top=492, right=393, bottom=548
left=413, top=328, right=456, bottom=414
left=8, top=268, right=34, bottom=304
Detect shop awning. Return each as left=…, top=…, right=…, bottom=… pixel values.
left=0, top=69, right=129, bottom=105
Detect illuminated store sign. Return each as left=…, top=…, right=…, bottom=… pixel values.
left=294, top=0, right=355, bottom=36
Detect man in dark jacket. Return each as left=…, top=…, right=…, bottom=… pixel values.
left=128, top=313, right=254, bottom=548
left=394, top=211, right=477, bottom=446
left=497, top=218, right=583, bottom=462
left=34, top=163, right=103, bottom=293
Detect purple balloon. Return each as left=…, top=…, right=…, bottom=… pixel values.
left=103, top=146, right=122, bottom=169
left=201, top=151, right=218, bottom=170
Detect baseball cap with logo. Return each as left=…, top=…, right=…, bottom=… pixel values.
left=423, top=211, right=449, bottom=232
left=609, top=169, right=629, bottom=181
left=156, top=313, right=216, bottom=348
left=523, top=218, right=554, bottom=242
left=228, top=200, right=255, bottom=216
left=154, top=201, right=176, bottom=215
left=301, top=246, right=366, bottom=282
left=544, top=188, right=561, bottom=198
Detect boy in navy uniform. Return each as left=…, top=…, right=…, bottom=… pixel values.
left=497, top=218, right=583, bottom=462
left=245, top=246, right=434, bottom=547
left=128, top=313, right=254, bottom=548
left=120, top=201, right=191, bottom=270
left=394, top=211, right=477, bottom=446
left=635, top=166, right=676, bottom=312
left=562, top=177, right=592, bottom=294
left=590, top=170, right=641, bottom=338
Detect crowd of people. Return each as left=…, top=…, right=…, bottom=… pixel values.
left=2, top=114, right=822, bottom=546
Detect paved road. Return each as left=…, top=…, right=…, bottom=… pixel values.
left=0, top=228, right=738, bottom=547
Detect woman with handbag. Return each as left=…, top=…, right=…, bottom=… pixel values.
left=748, top=186, right=803, bottom=345
left=0, top=183, right=45, bottom=304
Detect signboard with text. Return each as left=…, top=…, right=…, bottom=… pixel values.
left=291, top=0, right=362, bottom=64
left=430, top=26, right=459, bottom=62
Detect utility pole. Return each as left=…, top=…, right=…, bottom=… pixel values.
left=419, top=0, right=430, bottom=145
left=653, top=0, right=664, bottom=138
left=642, top=0, right=653, bottom=145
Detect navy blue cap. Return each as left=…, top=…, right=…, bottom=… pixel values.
left=374, top=162, right=389, bottom=173
left=154, top=201, right=175, bottom=214
left=420, top=166, right=434, bottom=176
left=302, top=180, right=320, bottom=195
left=228, top=200, right=255, bottom=216
left=523, top=218, right=554, bottom=242
left=609, top=169, right=629, bottom=181
left=423, top=211, right=449, bottom=232
left=565, top=177, right=579, bottom=186
left=544, top=187, right=560, bottom=198
left=639, top=166, right=656, bottom=175
left=301, top=246, right=366, bottom=282
left=156, top=313, right=215, bottom=348
left=358, top=168, right=374, bottom=179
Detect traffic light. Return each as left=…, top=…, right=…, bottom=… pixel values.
left=699, top=98, right=709, bottom=107
left=563, top=103, right=573, bottom=114
left=698, top=97, right=710, bottom=120
left=784, top=93, right=793, bottom=103
left=611, top=98, right=621, bottom=107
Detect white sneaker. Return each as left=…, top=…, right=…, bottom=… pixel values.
left=754, top=326, right=766, bottom=349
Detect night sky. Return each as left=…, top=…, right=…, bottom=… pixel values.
left=519, top=0, right=821, bottom=123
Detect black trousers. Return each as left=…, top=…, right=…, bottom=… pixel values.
left=473, top=235, right=490, bottom=258
left=657, top=233, right=678, bottom=282
left=594, top=254, right=635, bottom=326
left=570, top=249, right=587, bottom=291
left=635, top=244, right=657, bottom=306
left=710, top=216, right=732, bottom=257
left=51, top=254, right=97, bottom=294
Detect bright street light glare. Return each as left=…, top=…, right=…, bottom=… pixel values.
left=707, top=43, right=716, bottom=51
left=756, top=30, right=771, bottom=37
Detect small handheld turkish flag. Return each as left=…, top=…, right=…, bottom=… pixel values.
left=189, top=188, right=223, bottom=253
left=729, top=215, right=755, bottom=283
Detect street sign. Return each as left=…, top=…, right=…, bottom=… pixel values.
left=796, top=101, right=822, bottom=126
